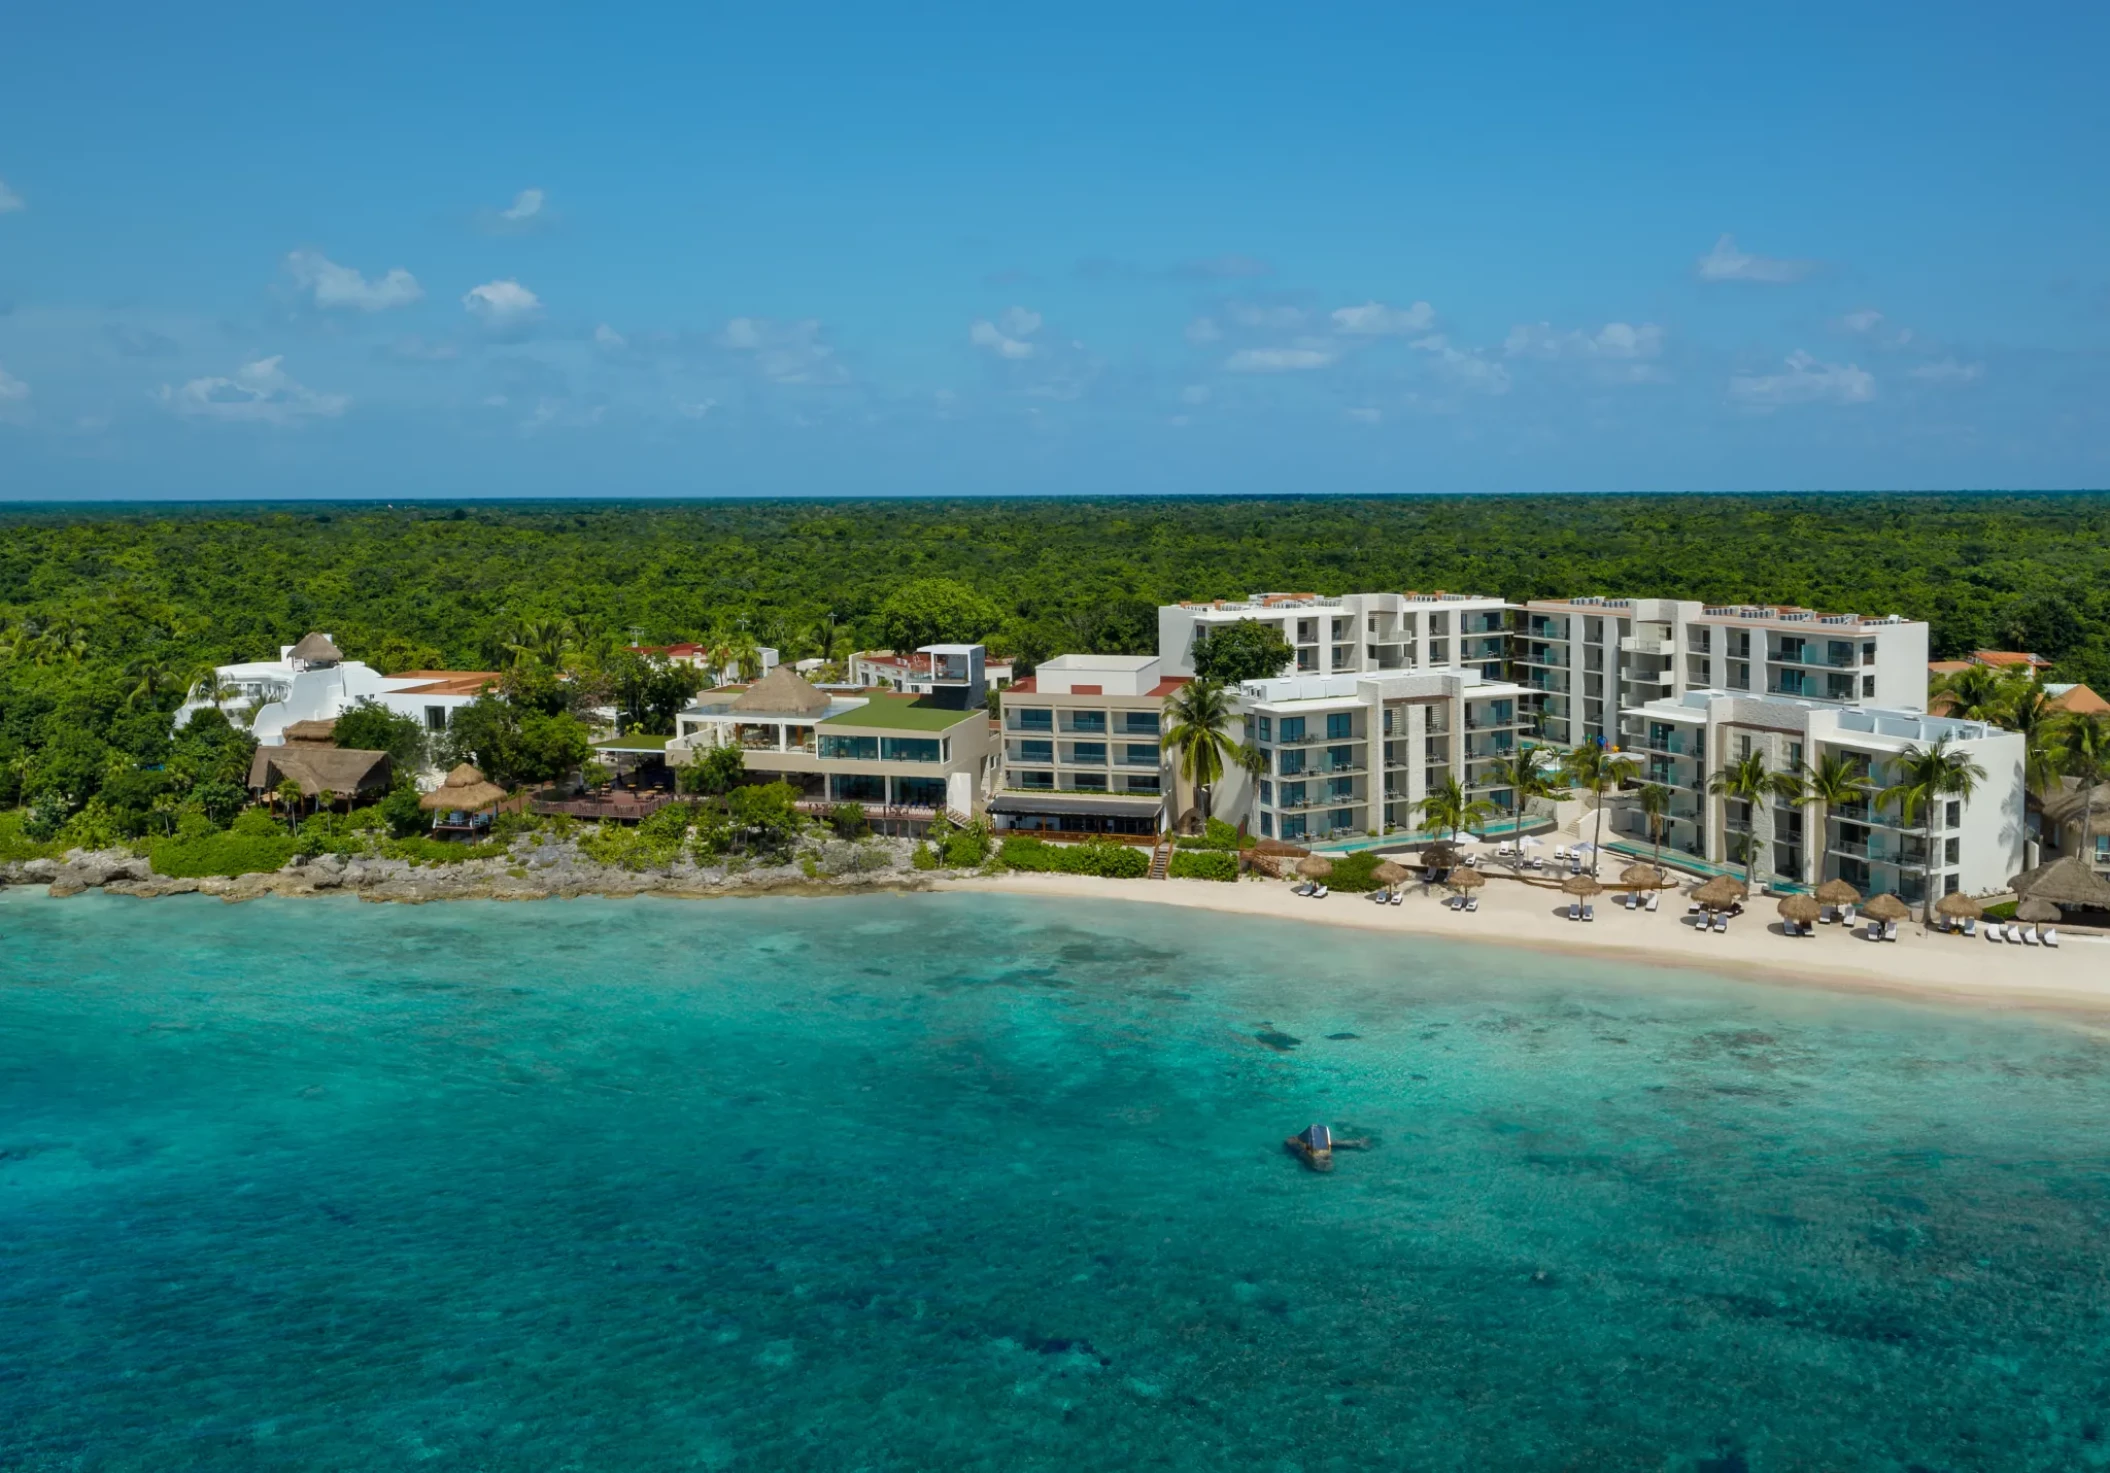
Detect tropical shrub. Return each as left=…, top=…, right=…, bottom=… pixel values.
left=997, top=836, right=1149, bottom=878
left=1323, top=851, right=1385, bottom=892
left=1168, top=848, right=1238, bottom=882
left=1179, top=817, right=1249, bottom=851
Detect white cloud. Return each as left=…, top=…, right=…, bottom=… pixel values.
left=1728, top=350, right=1874, bottom=409
left=0, top=179, right=21, bottom=213
left=1841, top=308, right=1884, bottom=334
left=1504, top=320, right=1664, bottom=361
left=1696, top=233, right=1815, bottom=284
left=1184, top=316, right=1223, bottom=345
left=1909, top=358, right=1984, bottom=384
left=157, top=356, right=349, bottom=425
left=1411, top=334, right=1510, bottom=394
left=463, top=279, right=543, bottom=332
left=501, top=188, right=545, bottom=223
left=1179, top=384, right=1211, bottom=405
left=1330, top=300, right=1435, bottom=336
left=1227, top=303, right=1307, bottom=331
left=969, top=306, right=1041, bottom=360
left=1225, top=346, right=1336, bottom=372
left=0, top=365, right=27, bottom=401
left=285, top=250, right=423, bottom=312
left=722, top=317, right=847, bottom=384
left=1345, top=406, right=1383, bottom=424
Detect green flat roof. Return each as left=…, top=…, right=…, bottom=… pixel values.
left=820, top=694, right=981, bottom=733
left=595, top=734, right=673, bottom=752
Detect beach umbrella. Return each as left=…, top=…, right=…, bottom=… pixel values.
left=1296, top=855, right=1334, bottom=879
left=420, top=762, right=507, bottom=812
left=1691, top=875, right=1748, bottom=909
left=1619, top=861, right=1667, bottom=889
left=1561, top=873, right=1604, bottom=897
left=1933, top=891, right=1983, bottom=921
left=1814, top=877, right=1862, bottom=906
left=1446, top=867, right=1486, bottom=891
left=2009, top=855, right=2110, bottom=911
left=2016, top=895, right=2062, bottom=923
left=1776, top=894, right=1821, bottom=925
left=1372, top=860, right=1412, bottom=887
left=1860, top=892, right=1911, bottom=923
left=1420, top=841, right=1462, bottom=869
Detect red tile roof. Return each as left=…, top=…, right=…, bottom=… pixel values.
left=1972, top=650, right=2052, bottom=669
left=391, top=670, right=502, bottom=696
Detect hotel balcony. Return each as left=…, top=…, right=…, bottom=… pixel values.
left=1620, top=635, right=1677, bottom=657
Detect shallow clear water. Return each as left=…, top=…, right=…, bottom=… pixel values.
left=3, top=890, right=2109, bottom=1470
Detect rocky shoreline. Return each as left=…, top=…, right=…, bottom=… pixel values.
left=0, top=835, right=953, bottom=904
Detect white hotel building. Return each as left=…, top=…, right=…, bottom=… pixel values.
left=1159, top=592, right=1509, bottom=682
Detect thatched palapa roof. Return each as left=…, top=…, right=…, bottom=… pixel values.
left=1933, top=891, right=1983, bottom=920
left=1372, top=860, right=1412, bottom=886
left=289, top=631, right=343, bottom=663
left=1861, top=892, right=1912, bottom=922
left=1618, top=862, right=1667, bottom=888
left=2010, top=854, right=2110, bottom=911
left=1776, top=894, right=1821, bottom=923
left=1561, top=873, right=1604, bottom=897
left=1814, top=877, right=1862, bottom=906
left=2016, top=896, right=2063, bottom=923
left=282, top=718, right=338, bottom=745
left=731, top=667, right=831, bottom=717
left=249, top=745, right=391, bottom=799
left=1691, top=875, right=1748, bottom=908
left=1296, top=856, right=1334, bottom=878
left=420, top=762, right=508, bottom=812
left=1446, top=867, right=1486, bottom=890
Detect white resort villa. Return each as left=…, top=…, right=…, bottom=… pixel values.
left=173, top=633, right=499, bottom=749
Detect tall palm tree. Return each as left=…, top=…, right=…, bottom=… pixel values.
left=724, top=631, right=765, bottom=682
left=1878, top=736, right=1988, bottom=926
left=2002, top=683, right=2064, bottom=806
left=1932, top=663, right=2013, bottom=720
left=1792, top=751, right=1870, bottom=891
left=505, top=616, right=571, bottom=669
left=2056, top=711, right=2110, bottom=866
left=35, top=623, right=89, bottom=665
left=1414, top=774, right=1497, bottom=847
left=1636, top=782, right=1673, bottom=875
left=1561, top=742, right=1640, bottom=876
left=1707, top=750, right=1803, bottom=898
left=1487, top=748, right=1564, bottom=838
left=125, top=658, right=175, bottom=710
left=1159, top=679, right=1248, bottom=829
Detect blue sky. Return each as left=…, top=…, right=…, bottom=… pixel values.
left=2, top=3, right=2107, bottom=499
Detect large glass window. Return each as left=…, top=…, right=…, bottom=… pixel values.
left=894, top=776, right=948, bottom=808
left=1326, top=745, right=1354, bottom=771
left=830, top=773, right=885, bottom=803
left=1278, top=748, right=1305, bottom=776
left=1018, top=740, right=1053, bottom=763
left=1124, top=775, right=1160, bottom=794
left=1279, top=716, right=1306, bottom=742
left=1331, top=807, right=1356, bottom=832
left=1281, top=781, right=1307, bottom=808
left=1067, top=710, right=1107, bottom=734
left=880, top=736, right=942, bottom=762
left=1123, top=743, right=1158, bottom=767
left=1256, top=715, right=1272, bottom=742
left=1326, top=777, right=1354, bottom=801
left=1122, top=711, right=1160, bottom=736
left=1011, top=707, right=1053, bottom=731
left=1018, top=770, right=1055, bottom=790
left=820, top=734, right=879, bottom=760
left=1070, top=742, right=1107, bottom=765
left=1326, top=711, right=1353, bottom=740
left=1281, top=814, right=1306, bottom=841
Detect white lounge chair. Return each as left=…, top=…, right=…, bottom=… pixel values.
left=1782, top=919, right=1799, bottom=937
left=2022, top=925, right=2040, bottom=946
left=1312, top=885, right=1329, bottom=899
left=1582, top=903, right=1595, bottom=922
left=1986, top=925, right=2002, bottom=943
left=1554, top=846, right=1569, bottom=861
left=1292, top=881, right=1315, bottom=897
left=1389, top=889, right=1404, bottom=906
left=1712, top=912, right=1728, bottom=934
left=2044, top=927, right=2060, bottom=947
left=2004, top=922, right=2022, bottom=943
left=1866, top=922, right=1883, bottom=941
left=1466, top=896, right=1479, bottom=912
left=1645, top=892, right=1659, bottom=913
left=1961, top=917, right=1977, bottom=937
left=1883, top=919, right=1900, bottom=942
left=1566, top=902, right=1581, bottom=921
left=1818, top=905, right=1835, bottom=925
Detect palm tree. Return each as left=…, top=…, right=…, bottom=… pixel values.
left=1636, top=782, right=1673, bottom=875
left=274, top=778, right=305, bottom=832
left=1792, top=751, right=1870, bottom=891
left=1561, top=742, right=1640, bottom=876
left=1932, top=663, right=2013, bottom=720
left=35, top=623, right=89, bottom=665
left=1159, top=679, right=1248, bottom=829
left=505, top=616, right=571, bottom=669
left=1487, top=748, right=1564, bottom=838
left=2055, top=711, right=2110, bottom=866
left=724, top=631, right=765, bottom=682
left=125, top=658, right=175, bottom=710
left=2002, top=683, right=2063, bottom=806
left=1878, top=736, right=1988, bottom=926
left=1414, top=774, right=1497, bottom=847
left=1707, top=750, right=1803, bottom=899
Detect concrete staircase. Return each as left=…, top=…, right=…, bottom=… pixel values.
left=1148, top=836, right=1173, bottom=880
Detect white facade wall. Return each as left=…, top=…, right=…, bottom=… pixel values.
left=1159, top=592, right=1507, bottom=682
left=174, top=654, right=492, bottom=748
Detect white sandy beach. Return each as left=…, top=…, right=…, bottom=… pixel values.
left=939, top=865, right=2110, bottom=1018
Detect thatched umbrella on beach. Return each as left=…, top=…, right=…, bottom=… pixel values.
left=1561, top=873, right=1605, bottom=898
left=420, top=762, right=507, bottom=813
left=1814, top=877, right=1862, bottom=908
left=2010, top=855, right=2110, bottom=912
left=1420, top=841, right=1462, bottom=870
left=2016, top=895, right=2063, bottom=924
left=1691, top=875, right=1748, bottom=910
left=1934, top=891, right=1983, bottom=923
left=1372, top=860, right=1412, bottom=888
left=1860, top=892, right=1911, bottom=923
left=1618, top=861, right=1667, bottom=890
left=1776, top=894, right=1821, bottom=927
left=1296, top=855, right=1334, bottom=879
left=1446, top=866, right=1485, bottom=894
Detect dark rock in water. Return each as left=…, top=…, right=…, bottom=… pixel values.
left=1254, top=1030, right=1301, bottom=1052
left=1325, top=1032, right=1361, bottom=1040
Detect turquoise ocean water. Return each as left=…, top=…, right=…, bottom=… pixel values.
left=3, top=889, right=2108, bottom=1470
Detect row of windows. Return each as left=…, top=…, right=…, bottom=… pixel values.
left=1252, top=712, right=1356, bottom=743
left=1007, top=707, right=1160, bottom=735
left=817, top=735, right=947, bottom=763
left=1010, top=772, right=1161, bottom=794
left=1011, top=741, right=1159, bottom=766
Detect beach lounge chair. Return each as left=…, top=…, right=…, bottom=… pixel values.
left=1313, top=885, right=1329, bottom=899
left=1566, top=902, right=1581, bottom=921
left=1466, top=896, right=1479, bottom=912
left=1645, top=892, right=1659, bottom=913
left=1784, top=919, right=1801, bottom=937
left=2004, top=922, right=2022, bottom=944
left=1883, top=919, right=1900, bottom=942
left=1293, top=881, right=1315, bottom=897
left=1389, top=889, right=1404, bottom=906
left=1818, top=905, right=1835, bottom=925
left=2044, top=927, right=2060, bottom=947
left=1582, top=903, right=1595, bottom=922
left=1961, top=917, right=1976, bottom=937
left=1554, top=846, right=1569, bottom=861
left=1712, top=912, right=1729, bottom=933
left=2022, top=924, right=2040, bottom=946
left=1986, top=925, right=2003, bottom=943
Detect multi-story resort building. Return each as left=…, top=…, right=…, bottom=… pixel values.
left=1158, top=592, right=1509, bottom=682
left=1613, top=690, right=2024, bottom=900
left=1514, top=598, right=1930, bottom=747
left=988, top=654, right=1182, bottom=837
left=1235, top=668, right=1530, bottom=844
left=668, top=649, right=995, bottom=836
left=849, top=649, right=1015, bottom=694
left=173, top=633, right=500, bottom=748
